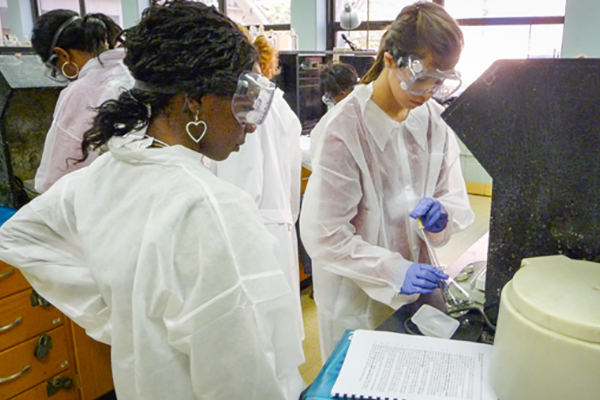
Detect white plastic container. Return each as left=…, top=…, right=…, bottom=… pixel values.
left=490, top=255, right=600, bottom=400
left=412, top=304, right=460, bottom=339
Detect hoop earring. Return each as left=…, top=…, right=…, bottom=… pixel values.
left=185, top=111, right=207, bottom=144
left=61, top=61, right=79, bottom=80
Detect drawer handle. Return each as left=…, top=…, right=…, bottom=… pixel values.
left=0, top=364, right=31, bottom=384
left=0, top=316, right=22, bottom=332
left=0, top=268, right=14, bottom=279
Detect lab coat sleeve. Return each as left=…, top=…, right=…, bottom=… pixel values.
left=282, top=102, right=302, bottom=222
left=0, top=177, right=111, bottom=344
left=34, top=87, right=100, bottom=193
left=160, top=197, right=304, bottom=399
left=428, top=119, right=475, bottom=247
left=301, top=129, right=417, bottom=309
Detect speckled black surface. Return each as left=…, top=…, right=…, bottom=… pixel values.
left=0, top=54, right=65, bottom=207
left=443, top=59, right=600, bottom=322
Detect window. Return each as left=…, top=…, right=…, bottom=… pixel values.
left=37, top=0, right=80, bottom=14
left=198, top=0, right=219, bottom=7
left=444, top=0, right=567, bottom=19
left=85, top=0, right=123, bottom=26
left=227, top=0, right=291, bottom=25
left=457, top=24, right=564, bottom=91
left=334, top=0, right=414, bottom=22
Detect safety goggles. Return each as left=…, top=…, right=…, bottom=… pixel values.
left=231, top=71, right=276, bottom=125
left=394, top=54, right=462, bottom=101
left=321, top=93, right=336, bottom=108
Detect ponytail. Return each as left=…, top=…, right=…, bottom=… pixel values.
left=79, top=90, right=172, bottom=161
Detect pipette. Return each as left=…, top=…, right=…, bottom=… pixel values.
left=416, top=218, right=473, bottom=308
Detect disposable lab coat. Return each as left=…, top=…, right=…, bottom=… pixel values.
left=34, top=48, right=134, bottom=193
left=0, top=132, right=305, bottom=399
left=211, top=89, right=304, bottom=338
left=300, top=83, right=474, bottom=360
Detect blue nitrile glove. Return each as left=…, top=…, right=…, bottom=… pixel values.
left=409, top=197, right=448, bottom=233
left=400, top=263, right=449, bottom=295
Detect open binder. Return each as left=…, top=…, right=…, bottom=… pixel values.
left=330, top=330, right=497, bottom=400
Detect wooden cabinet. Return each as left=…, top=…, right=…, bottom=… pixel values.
left=0, top=261, right=114, bottom=400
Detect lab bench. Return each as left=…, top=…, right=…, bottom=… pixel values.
left=0, top=261, right=114, bottom=400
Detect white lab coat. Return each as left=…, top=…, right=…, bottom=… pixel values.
left=300, top=83, right=474, bottom=360
left=0, top=133, right=306, bottom=399
left=210, top=89, right=304, bottom=339
left=34, top=48, right=134, bottom=193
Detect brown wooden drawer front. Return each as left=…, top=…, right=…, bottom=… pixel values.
left=11, top=370, right=77, bottom=400
left=0, top=326, right=72, bottom=400
left=0, top=290, right=64, bottom=352
left=0, top=262, right=30, bottom=300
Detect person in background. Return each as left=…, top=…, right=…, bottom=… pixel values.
left=300, top=1, right=475, bottom=361
left=0, top=2, right=305, bottom=399
left=210, top=31, right=305, bottom=340
left=32, top=9, right=134, bottom=193
left=320, top=62, right=359, bottom=109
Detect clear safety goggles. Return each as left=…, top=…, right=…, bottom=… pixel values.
left=321, top=93, right=336, bottom=108
left=231, top=71, right=276, bottom=125
left=395, top=55, right=462, bottom=101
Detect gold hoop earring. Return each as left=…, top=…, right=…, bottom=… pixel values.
left=186, top=111, right=207, bottom=144
left=61, top=61, right=79, bottom=80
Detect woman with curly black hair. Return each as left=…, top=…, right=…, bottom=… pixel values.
left=32, top=9, right=134, bottom=193
left=0, top=2, right=305, bottom=399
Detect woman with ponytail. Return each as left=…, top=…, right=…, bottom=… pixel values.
left=0, top=2, right=305, bottom=399
left=32, top=9, right=134, bottom=193
left=300, top=1, right=475, bottom=360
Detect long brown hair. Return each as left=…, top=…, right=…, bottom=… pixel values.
left=360, top=1, right=463, bottom=84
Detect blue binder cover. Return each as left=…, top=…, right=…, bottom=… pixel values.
left=0, top=206, right=16, bottom=227
left=302, top=329, right=354, bottom=400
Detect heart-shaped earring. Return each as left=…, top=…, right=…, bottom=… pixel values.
left=186, top=112, right=207, bottom=144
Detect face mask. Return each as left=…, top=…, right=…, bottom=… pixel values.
left=322, top=93, right=336, bottom=109
left=231, top=71, right=276, bottom=125
left=394, top=54, right=462, bottom=101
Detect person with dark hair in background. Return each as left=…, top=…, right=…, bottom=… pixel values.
left=32, top=9, right=134, bottom=193
left=301, top=1, right=474, bottom=361
left=319, top=62, right=359, bottom=109
left=0, top=2, right=305, bottom=399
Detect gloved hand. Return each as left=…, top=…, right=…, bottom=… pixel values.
left=400, top=263, right=449, bottom=295
left=409, top=197, right=448, bottom=233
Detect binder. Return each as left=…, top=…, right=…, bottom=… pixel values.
left=329, top=330, right=497, bottom=400
left=302, top=329, right=354, bottom=400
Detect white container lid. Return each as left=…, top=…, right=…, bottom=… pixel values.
left=507, top=255, right=600, bottom=343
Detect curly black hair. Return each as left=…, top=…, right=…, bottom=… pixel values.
left=31, top=9, right=123, bottom=63
left=80, top=0, right=258, bottom=159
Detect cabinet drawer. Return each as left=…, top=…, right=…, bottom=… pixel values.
left=11, top=370, right=77, bottom=400
left=0, top=326, right=71, bottom=400
left=0, top=262, right=30, bottom=300
left=0, top=289, right=63, bottom=352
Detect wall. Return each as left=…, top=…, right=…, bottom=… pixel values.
left=290, top=0, right=326, bottom=51
left=561, top=0, right=600, bottom=58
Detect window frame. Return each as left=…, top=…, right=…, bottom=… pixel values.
left=327, top=0, right=565, bottom=51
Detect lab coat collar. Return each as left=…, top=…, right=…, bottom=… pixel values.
left=355, top=83, right=430, bottom=151
left=78, top=48, right=126, bottom=80
left=108, top=129, right=204, bottom=166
